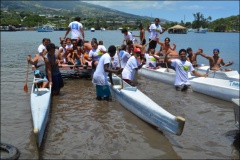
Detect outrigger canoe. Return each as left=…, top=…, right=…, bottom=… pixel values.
left=30, top=77, right=52, bottom=147
left=108, top=74, right=185, bottom=136
left=232, top=98, right=239, bottom=129
left=138, top=65, right=239, bottom=102
left=194, top=65, right=239, bottom=81
left=59, top=64, right=92, bottom=78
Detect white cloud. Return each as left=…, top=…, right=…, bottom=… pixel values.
left=82, top=1, right=178, bottom=10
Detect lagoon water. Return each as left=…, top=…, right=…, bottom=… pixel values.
left=1, top=30, right=239, bottom=159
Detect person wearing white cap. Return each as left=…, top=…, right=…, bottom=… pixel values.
left=122, top=48, right=145, bottom=85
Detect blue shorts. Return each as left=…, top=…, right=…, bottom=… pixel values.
left=52, top=73, right=64, bottom=92
left=96, top=85, right=111, bottom=98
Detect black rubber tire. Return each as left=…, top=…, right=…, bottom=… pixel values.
left=0, top=142, right=20, bottom=160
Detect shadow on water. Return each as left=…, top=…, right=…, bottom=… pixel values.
left=225, top=130, right=240, bottom=157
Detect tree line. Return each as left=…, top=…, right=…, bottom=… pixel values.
left=0, top=10, right=239, bottom=32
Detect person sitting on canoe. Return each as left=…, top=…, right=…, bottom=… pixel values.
left=33, top=38, right=51, bottom=70
left=164, top=49, right=207, bottom=92
left=122, top=48, right=146, bottom=86
left=64, top=38, right=73, bottom=62
left=92, top=45, right=121, bottom=101
left=144, top=48, right=159, bottom=69
left=186, top=47, right=202, bottom=67
left=87, top=38, right=107, bottom=69
left=46, top=43, right=64, bottom=95
left=27, top=53, right=52, bottom=88
left=198, top=48, right=234, bottom=71
left=58, top=39, right=67, bottom=64
left=156, top=37, right=178, bottom=57
left=81, top=40, right=92, bottom=68
left=67, top=48, right=81, bottom=68
left=125, top=40, right=146, bottom=59
left=149, top=48, right=176, bottom=70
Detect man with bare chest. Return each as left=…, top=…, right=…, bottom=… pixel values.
left=199, top=48, right=234, bottom=71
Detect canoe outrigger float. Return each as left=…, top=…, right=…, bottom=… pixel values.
left=30, top=77, right=52, bottom=147
left=138, top=66, right=239, bottom=102
left=194, top=65, right=239, bottom=81
left=109, top=74, right=185, bottom=136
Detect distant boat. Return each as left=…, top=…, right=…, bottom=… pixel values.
left=187, top=28, right=195, bottom=32
left=36, top=25, right=54, bottom=32
left=100, top=27, right=106, bottom=31
left=91, top=28, right=95, bottom=32
left=118, top=27, right=123, bottom=30
left=194, top=27, right=207, bottom=33
left=0, top=25, right=17, bottom=32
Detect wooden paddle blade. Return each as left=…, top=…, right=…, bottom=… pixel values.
left=24, top=84, right=28, bottom=92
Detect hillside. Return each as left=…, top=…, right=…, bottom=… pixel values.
left=0, top=1, right=168, bottom=22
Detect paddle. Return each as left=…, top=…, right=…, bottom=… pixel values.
left=165, top=62, right=169, bottom=72
left=206, top=62, right=232, bottom=76
left=116, top=46, right=124, bottom=89
left=24, top=62, right=30, bottom=92
left=141, top=34, right=157, bottom=51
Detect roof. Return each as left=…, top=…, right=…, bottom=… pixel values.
left=169, top=25, right=186, bottom=29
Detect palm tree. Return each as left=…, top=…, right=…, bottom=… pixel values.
left=193, top=12, right=206, bottom=28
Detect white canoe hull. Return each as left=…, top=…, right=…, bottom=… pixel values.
left=232, top=98, right=239, bottom=129
left=30, top=78, right=52, bottom=147
left=109, top=74, right=185, bottom=136
left=195, top=65, right=239, bottom=81
left=139, top=65, right=239, bottom=102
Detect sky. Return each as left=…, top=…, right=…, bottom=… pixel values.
left=83, top=1, right=239, bottom=22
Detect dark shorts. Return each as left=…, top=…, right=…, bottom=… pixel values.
left=141, top=39, right=146, bottom=45
left=149, top=39, right=157, bottom=49
left=175, top=84, right=192, bottom=92
left=52, top=73, right=64, bottom=92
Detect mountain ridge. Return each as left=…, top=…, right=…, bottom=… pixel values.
left=1, top=1, right=169, bottom=22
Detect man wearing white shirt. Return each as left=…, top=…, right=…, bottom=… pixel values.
left=164, top=49, right=207, bottom=92
left=64, top=16, right=85, bottom=47
left=148, top=18, right=166, bottom=52
left=92, top=45, right=120, bottom=101
left=121, top=28, right=136, bottom=44
left=88, top=39, right=107, bottom=68
left=38, top=38, right=50, bottom=56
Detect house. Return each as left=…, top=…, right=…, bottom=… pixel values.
left=168, top=24, right=187, bottom=34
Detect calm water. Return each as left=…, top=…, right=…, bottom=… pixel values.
left=1, top=30, right=239, bottom=159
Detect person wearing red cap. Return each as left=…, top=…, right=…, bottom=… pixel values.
left=122, top=48, right=146, bottom=85
left=198, top=48, right=234, bottom=71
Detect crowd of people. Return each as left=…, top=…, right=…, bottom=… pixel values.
left=27, top=16, right=234, bottom=100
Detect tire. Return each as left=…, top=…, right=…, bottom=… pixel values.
left=0, top=143, right=20, bottom=160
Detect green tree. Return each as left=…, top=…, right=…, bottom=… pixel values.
left=22, top=15, right=47, bottom=27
